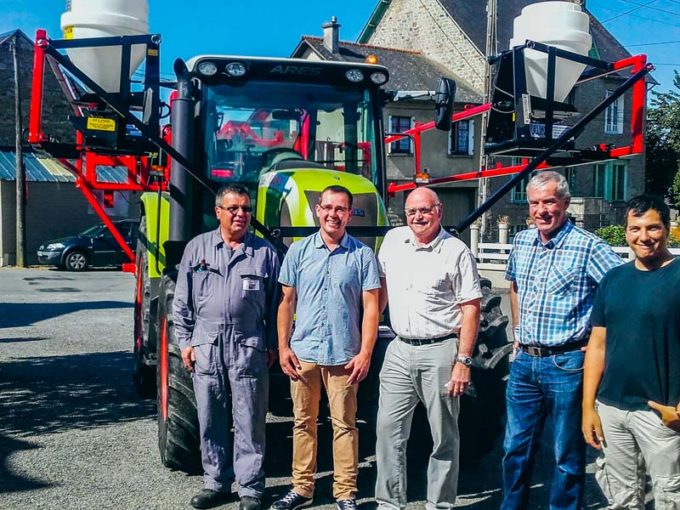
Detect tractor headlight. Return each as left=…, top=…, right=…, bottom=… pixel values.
left=370, top=72, right=388, bottom=85
left=345, top=69, right=364, bottom=83
left=225, top=62, right=247, bottom=77
left=197, top=61, right=218, bottom=76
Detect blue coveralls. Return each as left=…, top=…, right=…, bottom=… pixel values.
left=173, top=228, right=280, bottom=498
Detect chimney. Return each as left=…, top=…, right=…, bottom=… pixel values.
left=323, top=16, right=341, bottom=54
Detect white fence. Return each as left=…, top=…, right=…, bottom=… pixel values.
left=474, top=242, right=680, bottom=270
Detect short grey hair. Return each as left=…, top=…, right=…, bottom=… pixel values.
left=526, top=171, right=571, bottom=200
left=215, top=184, right=249, bottom=207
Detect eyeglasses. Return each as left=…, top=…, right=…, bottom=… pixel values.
left=318, top=204, right=350, bottom=214
left=404, top=204, right=440, bottom=217
left=218, top=205, right=252, bottom=214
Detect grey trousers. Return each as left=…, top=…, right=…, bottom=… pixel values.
left=375, top=336, right=460, bottom=510
left=192, top=334, right=269, bottom=498
left=595, top=401, right=680, bottom=509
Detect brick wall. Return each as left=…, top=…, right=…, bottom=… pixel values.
left=0, top=33, right=74, bottom=148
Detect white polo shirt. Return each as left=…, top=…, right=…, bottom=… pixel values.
left=378, top=226, right=482, bottom=339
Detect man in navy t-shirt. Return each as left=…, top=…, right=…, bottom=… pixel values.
left=582, top=194, right=680, bottom=509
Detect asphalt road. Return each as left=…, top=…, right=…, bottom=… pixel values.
left=0, top=268, right=612, bottom=509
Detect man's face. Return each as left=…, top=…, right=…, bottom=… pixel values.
left=626, top=209, right=669, bottom=264
left=405, top=191, right=442, bottom=239
left=215, top=192, right=251, bottom=240
left=315, top=190, right=352, bottom=238
left=527, top=182, right=570, bottom=240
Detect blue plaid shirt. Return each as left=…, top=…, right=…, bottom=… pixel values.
left=505, top=222, right=622, bottom=347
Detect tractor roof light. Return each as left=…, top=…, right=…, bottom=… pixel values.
left=370, top=72, right=387, bottom=85
left=345, top=69, right=364, bottom=83
left=197, top=61, right=218, bottom=76
left=365, top=54, right=379, bottom=65
left=225, top=62, right=247, bottom=78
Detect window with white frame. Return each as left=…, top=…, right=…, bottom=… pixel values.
left=511, top=175, right=531, bottom=203
left=388, top=115, right=414, bottom=154
left=449, top=119, right=474, bottom=156
left=593, top=162, right=627, bottom=201
left=604, top=91, right=624, bottom=135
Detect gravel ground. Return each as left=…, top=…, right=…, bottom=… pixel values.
left=0, top=268, right=611, bottom=509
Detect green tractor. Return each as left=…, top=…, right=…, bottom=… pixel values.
left=131, top=55, right=510, bottom=469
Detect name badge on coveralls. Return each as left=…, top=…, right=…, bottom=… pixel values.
left=243, top=277, right=260, bottom=291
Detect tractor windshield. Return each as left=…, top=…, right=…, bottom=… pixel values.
left=202, top=81, right=378, bottom=187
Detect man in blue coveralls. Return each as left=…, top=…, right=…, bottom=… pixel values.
left=174, top=184, right=280, bottom=510
left=272, top=185, right=380, bottom=510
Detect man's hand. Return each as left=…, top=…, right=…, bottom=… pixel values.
left=181, top=346, right=196, bottom=372
left=279, top=347, right=301, bottom=381
left=582, top=407, right=605, bottom=449
left=648, top=400, right=680, bottom=432
left=266, top=349, right=277, bottom=369
left=447, top=363, right=471, bottom=397
left=346, top=351, right=371, bottom=385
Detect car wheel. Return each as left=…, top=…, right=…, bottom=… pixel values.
left=64, top=250, right=89, bottom=271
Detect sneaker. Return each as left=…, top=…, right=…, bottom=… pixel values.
left=270, top=490, right=312, bottom=510
left=336, top=499, right=358, bottom=510
left=239, top=496, right=262, bottom=510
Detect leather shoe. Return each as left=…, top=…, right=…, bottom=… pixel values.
left=239, top=495, right=262, bottom=510
left=190, top=489, right=230, bottom=509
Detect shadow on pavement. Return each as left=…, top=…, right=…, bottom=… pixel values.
left=0, top=434, right=53, bottom=494
left=0, top=301, right=133, bottom=329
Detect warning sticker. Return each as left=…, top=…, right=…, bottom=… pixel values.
left=86, top=117, right=117, bottom=132
left=63, top=26, right=73, bottom=40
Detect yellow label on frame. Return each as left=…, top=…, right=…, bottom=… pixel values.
left=63, top=26, right=73, bottom=40
left=86, top=117, right=116, bottom=132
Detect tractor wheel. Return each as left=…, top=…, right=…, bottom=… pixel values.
left=156, top=273, right=201, bottom=473
left=63, top=250, right=89, bottom=271
left=458, top=277, right=512, bottom=462
left=133, top=216, right=157, bottom=397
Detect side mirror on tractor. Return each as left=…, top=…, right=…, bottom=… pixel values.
left=434, top=77, right=456, bottom=131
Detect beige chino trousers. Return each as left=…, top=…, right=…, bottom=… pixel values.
left=290, top=360, right=359, bottom=500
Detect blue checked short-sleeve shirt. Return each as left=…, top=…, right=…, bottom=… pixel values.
left=505, top=221, right=622, bottom=347
left=279, top=231, right=381, bottom=365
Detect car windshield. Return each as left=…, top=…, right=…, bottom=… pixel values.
left=79, top=225, right=104, bottom=236
left=202, top=80, right=378, bottom=186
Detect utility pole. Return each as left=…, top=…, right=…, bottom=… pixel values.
left=478, top=0, right=497, bottom=240
left=11, top=37, right=26, bottom=268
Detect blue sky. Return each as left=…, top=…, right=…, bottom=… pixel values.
left=2, top=0, right=680, bottom=92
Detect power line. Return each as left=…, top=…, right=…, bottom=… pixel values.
left=624, top=39, right=680, bottom=46
left=602, top=0, right=659, bottom=23
left=617, top=0, right=680, bottom=17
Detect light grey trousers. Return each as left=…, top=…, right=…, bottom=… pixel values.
left=595, top=400, right=680, bottom=509
left=375, top=336, right=459, bottom=510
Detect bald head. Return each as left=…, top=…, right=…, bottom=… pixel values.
left=405, top=187, right=443, bottom=244
left=406, top=187, right=439, bottom=209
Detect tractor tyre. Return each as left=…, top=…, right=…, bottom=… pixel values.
left=133, top=216, right=157, bottom=397
left=458, top=277, right=512, bottom=462
left=156, top=273, right=201, bottom=473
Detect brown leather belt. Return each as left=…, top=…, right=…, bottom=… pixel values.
left=399, top=332, right=457, bottom=346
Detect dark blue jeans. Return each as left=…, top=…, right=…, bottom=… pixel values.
left=501, top=349, right=586, bottom=510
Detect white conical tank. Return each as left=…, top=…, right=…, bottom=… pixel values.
left=509, top=1, right=592, bottom=102
left=61, top=0, right=149, bottom=93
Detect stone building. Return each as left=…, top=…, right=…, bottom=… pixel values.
left=357, top=0, right=648, bottom=239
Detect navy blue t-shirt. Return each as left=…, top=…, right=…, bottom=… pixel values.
left=591, top=258, right=680, bottom=411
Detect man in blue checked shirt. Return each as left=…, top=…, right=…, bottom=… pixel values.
left=501, top=171, right=622, bottom=510
left=273, top=185, right=380, bottom=510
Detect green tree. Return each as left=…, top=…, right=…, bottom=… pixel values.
left=646, top=71, right=680, bottom=205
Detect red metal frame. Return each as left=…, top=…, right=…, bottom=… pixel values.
left=29, top=30, right=169, bottom=271
left=384, top=55, right=648, bottom=196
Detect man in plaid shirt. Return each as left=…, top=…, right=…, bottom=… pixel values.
left=501, top=171, right=622, bottom=510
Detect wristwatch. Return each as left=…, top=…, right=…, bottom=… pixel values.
left=456, top=355, right=473, bottom=367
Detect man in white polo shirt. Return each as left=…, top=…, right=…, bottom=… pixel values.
left=374, top=187, right=482, bottom=510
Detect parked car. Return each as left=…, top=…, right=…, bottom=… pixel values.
left=37, top=220, right=140, bottom=271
